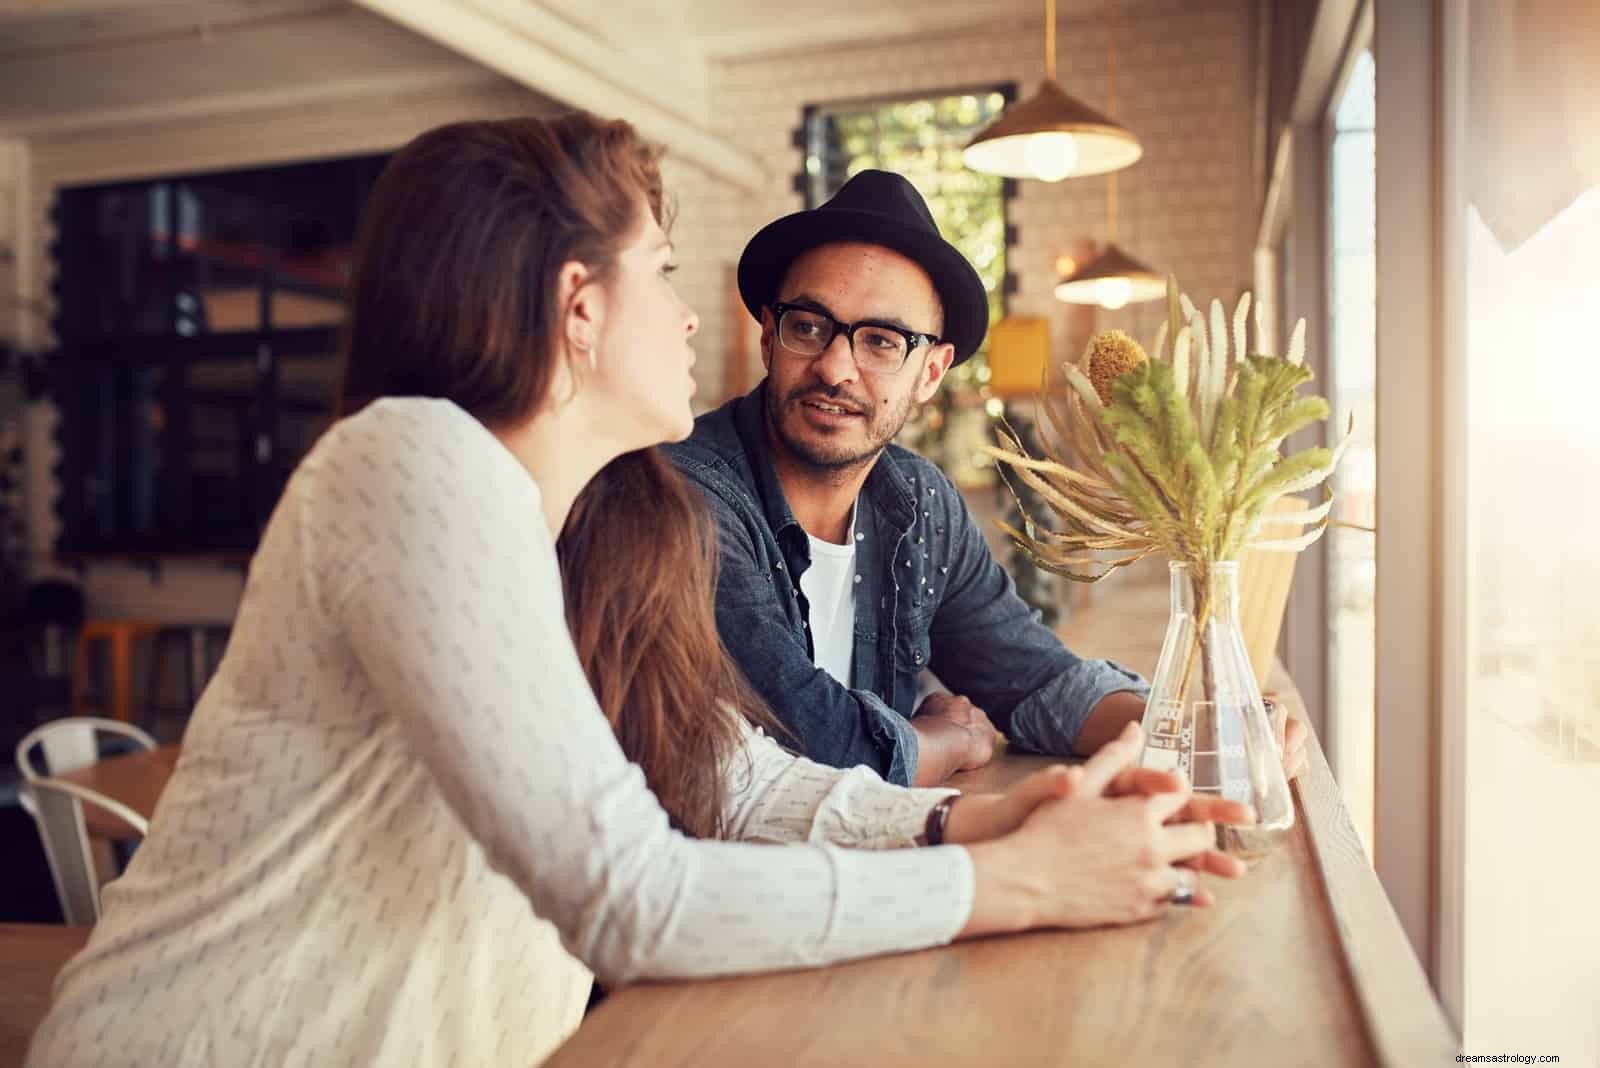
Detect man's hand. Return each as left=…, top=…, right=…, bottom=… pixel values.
left=920, top=693, right=998, bottom=770
left=1079, top=689, right=1310, bottom=783
left=910, top=693, right=999, bottom=785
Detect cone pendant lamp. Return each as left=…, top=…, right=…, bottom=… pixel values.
left=1053, top=243, right=1166, bottom=308
left=963, top=0, right=1142, bottom=182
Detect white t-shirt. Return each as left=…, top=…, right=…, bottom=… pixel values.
left=800, top=506, right=858, bottom=687
left=25, top=398, right=971, bottom=1068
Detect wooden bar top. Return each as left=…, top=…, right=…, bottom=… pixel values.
left=546, top=582, right=1458, bottom=1067
left=0, top=924, right=90, bottom=1068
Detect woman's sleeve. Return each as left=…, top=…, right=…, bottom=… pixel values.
left=300, top=401, right=974, bottom=987
left=723, top=723, right=958, bottom=849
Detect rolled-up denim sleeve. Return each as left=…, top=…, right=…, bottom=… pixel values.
left=925, top=476, right=1149, bottom=756
left=694, top=481, right=920, bottom=786
left=1003, top=657, right=1148, bottom=756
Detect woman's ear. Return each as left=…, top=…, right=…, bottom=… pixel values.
left=557, top=259, right=601, bottom=357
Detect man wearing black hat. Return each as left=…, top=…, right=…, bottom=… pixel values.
left=665, top=170, right=1150, bottom=786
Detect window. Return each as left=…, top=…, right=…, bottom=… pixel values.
left=1326, top=49, right=1377, bottom=855
left=800, top=90, right=1012, bottom=486
left=50, top=154, right=386, bottom=556
left=1455, top=73, right=1600, bottom=1067
left=802, top=90, right=1010, bottom=333
left=1456, top=183, right=1600, bottom=1061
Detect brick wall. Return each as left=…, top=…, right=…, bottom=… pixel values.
left=680, top=0, right=1257, bottom=399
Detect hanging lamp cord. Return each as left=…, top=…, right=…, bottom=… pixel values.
left=1106, top=0, right=1120, bottom=244
left=1045, top=0, right=1057, bottom=80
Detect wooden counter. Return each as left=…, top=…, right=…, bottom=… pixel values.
left=546, top=585, right=1457, bottom=1067
left=0, top=924, right=90, bottom=1068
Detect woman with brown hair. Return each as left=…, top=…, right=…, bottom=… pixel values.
left=27, top=113, right=1251, bottom=1067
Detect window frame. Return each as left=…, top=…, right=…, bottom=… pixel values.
left=1321, top=28, right=1377, bottom=858
left=1258, top=0, right=1459, bottom=998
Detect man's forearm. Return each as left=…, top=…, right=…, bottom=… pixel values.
left=1070, top=690, right=1148, bottom=757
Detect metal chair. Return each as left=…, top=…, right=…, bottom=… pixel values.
left=15, top=718, right=155, bottom=925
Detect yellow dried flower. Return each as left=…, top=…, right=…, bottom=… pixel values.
left=1085, top=330, right=1149, bottom=406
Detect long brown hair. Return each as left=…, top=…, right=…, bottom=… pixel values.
left=336, top=113, right=771, bottom=838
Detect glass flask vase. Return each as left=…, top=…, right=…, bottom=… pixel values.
left=1137, top=561, right=1295, bottom=858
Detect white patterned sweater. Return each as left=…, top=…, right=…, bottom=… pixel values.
left=27, top=398, right=974, bottom=1068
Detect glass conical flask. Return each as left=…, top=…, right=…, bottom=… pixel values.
left=1137, top=561, right=1294, bottom=858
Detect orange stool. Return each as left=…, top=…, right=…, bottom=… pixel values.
left=70, top=620, right=164, bottom=724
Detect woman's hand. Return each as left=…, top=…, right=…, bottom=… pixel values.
left=941, top=732, right=1253, bottom=850
left=937, top=767, right=1076, bottom=847
left=1265, top=694, right=1310, bottom=782
left=958, top=724, right=1256, bottom=937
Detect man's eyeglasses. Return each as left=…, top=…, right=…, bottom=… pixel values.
left=770, top=302, right=940, bottom=375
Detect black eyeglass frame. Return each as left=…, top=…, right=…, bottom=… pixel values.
left=769, top=301, right=942, bottom=374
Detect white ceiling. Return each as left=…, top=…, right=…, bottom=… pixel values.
left=0, top=0, right=1153, bottom=183
left=539, top=0, right=1114, bottom=60
left=2, top=0, right=1126, bottom=63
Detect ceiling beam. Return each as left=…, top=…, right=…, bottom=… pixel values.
left=0, top=8, right=504, bottom=138
left=0, top=68, right=503, bottom=139
left=466, top=0, right=708, bottom=122
left=30, top=81, right=557, bottom=188
left=353, top=0, right=767, bottom=191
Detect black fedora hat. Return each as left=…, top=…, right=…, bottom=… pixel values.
left=737, top=170, right=990, bottom=364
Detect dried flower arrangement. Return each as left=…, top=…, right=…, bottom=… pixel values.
left=982, top=278, right=1351, bottom=706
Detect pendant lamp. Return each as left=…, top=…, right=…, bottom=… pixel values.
left=963, top=0, right=1143, bottom=182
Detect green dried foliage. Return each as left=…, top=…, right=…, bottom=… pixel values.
left=979, top=277, right=1353, bottom=581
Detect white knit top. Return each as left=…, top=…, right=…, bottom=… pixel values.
left=27, top=398, right=974, bottom=1067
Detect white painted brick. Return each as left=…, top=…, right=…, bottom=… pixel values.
left=662, top=0, right=1256, bottom=399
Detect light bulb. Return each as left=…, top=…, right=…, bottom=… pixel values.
left=1024, top=133, right=1078, bottom=182
left=1096, top=276, right=1133, bottom=310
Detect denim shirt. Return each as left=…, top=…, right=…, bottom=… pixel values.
left=664, top=382, right=1148, bottom=786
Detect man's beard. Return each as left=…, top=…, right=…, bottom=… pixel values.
left=767, top=382, right=915, bottom=474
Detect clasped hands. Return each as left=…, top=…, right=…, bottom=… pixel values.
left=945, top=723, right=1254, bottom=926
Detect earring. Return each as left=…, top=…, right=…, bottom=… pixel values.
left=577, top=342, right=595, bottom=371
